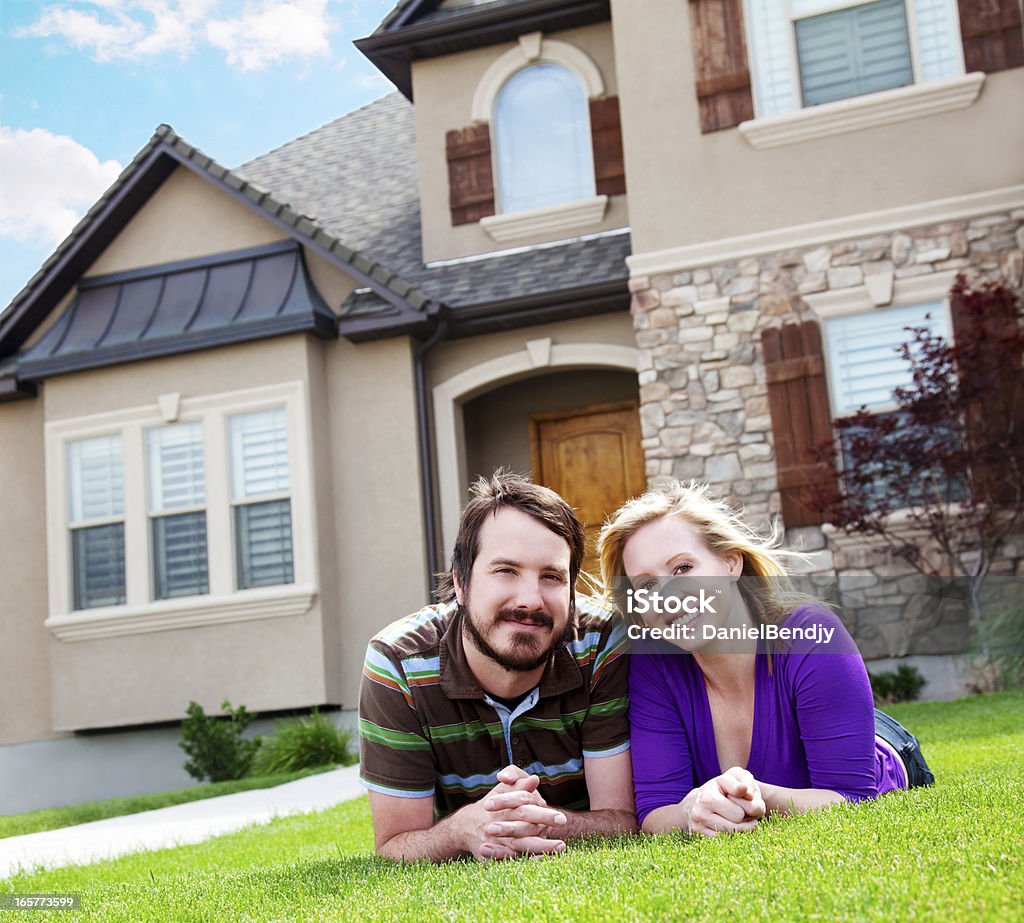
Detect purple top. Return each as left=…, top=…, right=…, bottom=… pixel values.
left=629, top=605, right=906, bottom=825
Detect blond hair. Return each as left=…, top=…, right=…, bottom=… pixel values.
left=597, top=480, right=815, bottom=629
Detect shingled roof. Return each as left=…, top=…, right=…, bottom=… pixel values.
left=238, top=92, right=631, bottom=341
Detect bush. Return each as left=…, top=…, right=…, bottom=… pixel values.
left=252, top=710, right=357, bottom=775
left=179, top=699, right=262, bottom=782
left=869, top=664, right=927, bottom=704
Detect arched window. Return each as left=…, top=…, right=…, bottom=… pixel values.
left=493, top=63, right=595, bottom=213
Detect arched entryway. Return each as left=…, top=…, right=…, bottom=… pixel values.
left=433, top=341, right=644, bottom=576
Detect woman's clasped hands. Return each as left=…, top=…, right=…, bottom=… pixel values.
left=681, top=767, right=766, bottom=836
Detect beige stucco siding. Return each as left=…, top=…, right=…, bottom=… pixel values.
left=323, top=335, right=426, bottom=708
left=0, top=398, right=57, bottom=744
left=413, top=22, right=628, bottom=263
left=610, top=0, right=1024, bottom=257
left=428, top=310, right=636, bottom=388
left=86, top=167, right=288, bottom=278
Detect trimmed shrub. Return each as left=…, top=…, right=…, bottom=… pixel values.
left=869, top=664, right=927, bottom=705
left=179, top=699, right=262, bottom=782
left=252, top=710, right=357, bottom=775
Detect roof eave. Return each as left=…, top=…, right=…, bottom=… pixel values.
left=356, top=0, right=611, bottom=101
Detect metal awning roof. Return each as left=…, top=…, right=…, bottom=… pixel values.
left=18, top=241, right=336, bottom=380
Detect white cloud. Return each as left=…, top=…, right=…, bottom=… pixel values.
left=17, top=0, right=335, bottom=69
left=206, top=0, right=333, bottom=71
left=0, top=128, right=123, bottom=247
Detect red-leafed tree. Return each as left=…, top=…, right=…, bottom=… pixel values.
left=809, top=275, right=1024, bottom=651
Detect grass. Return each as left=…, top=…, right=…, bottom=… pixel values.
left=0, top=766, right=335, bottom=839
left=2, top=691, right=1022, bottom=922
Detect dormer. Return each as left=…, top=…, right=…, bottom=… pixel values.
left=357, top=1, right=628, bottom=263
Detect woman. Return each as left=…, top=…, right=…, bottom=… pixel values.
left=598, top=481, right=933, bottom=837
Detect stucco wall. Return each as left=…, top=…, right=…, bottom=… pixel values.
left=0, top=398, right=56, bottom=745
left=610, top=0, right=1024, bottom=258
left=412, top=21, right=628, bottom=263
left=86, top=167, right=288, bottom=278
left=322, top=334, right=427, bottom=709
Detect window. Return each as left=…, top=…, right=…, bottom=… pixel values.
left=45, top=382, right=315, bottom=640
left=229, top=409, right=294, bottom=590
left=824, top=301, right=957, bottom=504
left=68, top=435, right=125, bottom=610
left=745, top=0, right=963, bottom=115
left=148, top=422, right=208, bottom=600
left=493, top=63, right=595, bottom=213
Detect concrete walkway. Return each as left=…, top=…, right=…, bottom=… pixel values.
left=0, top=765, right=364, bottom=880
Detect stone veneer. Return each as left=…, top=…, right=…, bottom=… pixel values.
left=628, top=208, right=1024, bottom=665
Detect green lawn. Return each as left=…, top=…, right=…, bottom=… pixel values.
left=2, top=691, right=1022, bottom=922
left=0, top=767, right=335, bottom=839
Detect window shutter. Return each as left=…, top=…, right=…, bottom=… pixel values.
left=446, top=123, right=496, bottom=226
left=590, top=96, right=626, bottom=196
left=950, top=285, right=1024, bottom=505
left=762, top=321, right=838, bottom=527
left=689, top=0, right=755, bottom=132
left=957, top=0, right=1024, bottom=73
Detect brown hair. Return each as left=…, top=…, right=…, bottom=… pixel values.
left=435, top=470, right=586, bottom=611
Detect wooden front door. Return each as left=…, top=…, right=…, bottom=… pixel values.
left=530, top=400, right=646, bottom=583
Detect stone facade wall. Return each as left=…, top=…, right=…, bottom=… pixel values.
left=628, top=208, right=1024, bottom=663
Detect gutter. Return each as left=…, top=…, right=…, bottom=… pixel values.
left=413, top=305, right=449, bottom=599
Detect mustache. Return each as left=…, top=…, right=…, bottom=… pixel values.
left=495, top=607, right=554, bottom=630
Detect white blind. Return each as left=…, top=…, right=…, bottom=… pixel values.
left=68, top=435, right=123, bottom=524
left=826, top=301, right=948, bottom=415
left=229, top=408, right=290, bottom=500
left=148, top=422, right=205, bottom=512
left=913, top=0, right=962, bottom=81
left=746, top=0, right=800, bottom=116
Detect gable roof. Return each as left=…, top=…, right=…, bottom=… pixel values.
left=0, top=121, right=437, bottom=366
left=357, top=0, right=611, bottom=99
left=239, top=92, right=631, bottom=342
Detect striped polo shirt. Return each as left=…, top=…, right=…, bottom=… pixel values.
left=358, top=596, right=630, bottom=818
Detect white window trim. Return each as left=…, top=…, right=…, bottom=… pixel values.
left=44, top=381, right=317, bottom=642
left=739, top=71, right=984, bottom=148
left=480, top=195, right=608, bottom=242
left=803, top=269, right=958, bottom=415
left=471, top=33, right=605, bottom=123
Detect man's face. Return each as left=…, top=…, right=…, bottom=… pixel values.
left=455, top=506, right=573, bottom=673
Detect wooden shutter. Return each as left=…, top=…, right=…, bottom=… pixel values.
left=590, top=96, right=626, bottom=196
left=957, top=0, right=1024, bottom=73
left=446, top=123, right=495, bottom=226
left=689, top=0, right=755, bottom=133
left=762, top=321, right=838, bottom=527
left=950, top=284, right=1024, bottom=505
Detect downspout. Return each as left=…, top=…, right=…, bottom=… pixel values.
left=413, top=306, right=449, bottom=600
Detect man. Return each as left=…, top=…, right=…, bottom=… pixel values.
left=359, top=471, right=635, bottom=862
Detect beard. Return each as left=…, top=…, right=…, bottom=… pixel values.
left=460, top=600, right=571, bottom=673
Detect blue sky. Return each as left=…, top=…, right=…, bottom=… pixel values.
left=0, top=0, right=399, bottom=312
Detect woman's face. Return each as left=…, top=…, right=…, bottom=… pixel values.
left=621, top=514, right=743, bottom=650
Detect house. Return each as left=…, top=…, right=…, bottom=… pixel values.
left=1, top=0, right=1021, bottom=811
